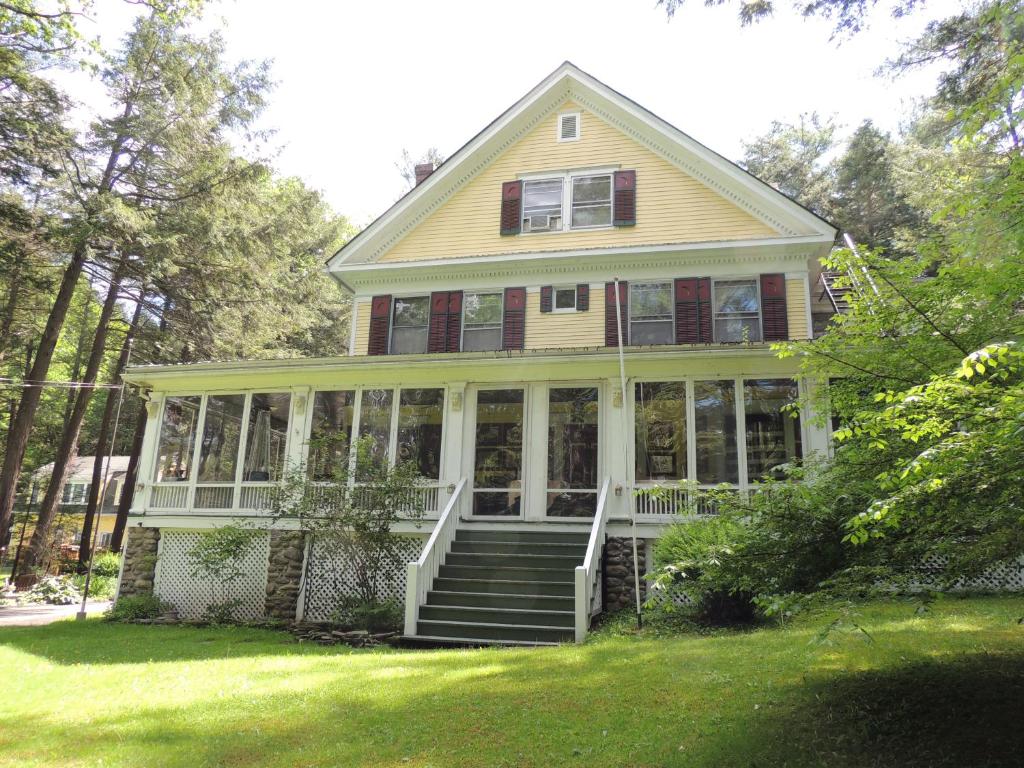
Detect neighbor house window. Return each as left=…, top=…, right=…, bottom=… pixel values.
left=635, top=381, right=687, bottom=482
left=154, top=396, right=201, bottom=483
left=390, top=296, right=429, bottom=354
left=570, top=174, right=612, bottom=228
left=242, top=393, right=291, bottom=481
left=61, top=483, right=90, bottom=505
left=522, top=178, right=563, bottom=232
left=694, top=380, right=738, bottom=484
left=309, top=390, right=355, bottom=480
left=744, top=379, right=802, bottom=480
left=629, top=282, right=674, bottom=345
left=713, top=279, right=761, bottom=342
left=462, top=292, right=503, bottom=351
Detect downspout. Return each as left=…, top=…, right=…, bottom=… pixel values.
left=612, top=277, right=643, bottom=630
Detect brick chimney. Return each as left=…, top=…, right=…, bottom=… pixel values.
left=414, top=163, right=435, bottom=186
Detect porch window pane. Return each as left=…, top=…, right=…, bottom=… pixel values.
left=309, top=390, right=355, bottom=480
left=197, top=394, right=246, bottom=483
left=472, top=389, right=524, bottom=516
left=358, top=389, right=393, bottom=472
left=635, top=381, right=687, bottom=482
left=744, top=379, right=802, bottom=480
left=714, top=279, right=761, bottom=342
left=546, top=387, right=599, bottom=517
left=390, top=296, right=429, bottom=354
left=694, top=380, right=738, bottom=484
left=153, top=395, right=201, bottom=482
left=243, top=393, right=291, bottom=481
left=397, top=388, right=444, bottom=480
left=462, top=292, right=503, bottom=352
left=629, top=282, right=674, bottom=345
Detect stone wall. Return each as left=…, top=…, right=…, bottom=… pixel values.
left=264, top=530, right=307, bottom=620
left=118, top=527, right=160, bottom=598
left=603, top=536, right=646, bottom=612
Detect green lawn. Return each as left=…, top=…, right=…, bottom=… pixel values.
left=1, top=597, right=1022, bottom=768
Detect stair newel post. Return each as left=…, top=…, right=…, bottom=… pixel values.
left=405, top=562, right=419, bottom=636
left=574, top=566, right=588, bottom=643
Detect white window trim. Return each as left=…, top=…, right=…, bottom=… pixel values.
left=460, top=290, right=504, bottom=351
left=711, top=278, right=763, bottom=344
left=388, top=294, right=431, bottom=355
left=627, top=281, right=674, bottom=346
left=517, top=166, right=618, bottom=234
left=556, top=111, right=581, bottom=142
left=551, top=285, right=578, bottom=314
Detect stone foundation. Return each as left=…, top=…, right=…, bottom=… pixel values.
left=118, top=527, right=160, bottom=598
left=265, top=530, right=307, bottom=620
left=603, top=536, right=646, bottom=612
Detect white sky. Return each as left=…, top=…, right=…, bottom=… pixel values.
left=66, top=0, right=959, bottom=226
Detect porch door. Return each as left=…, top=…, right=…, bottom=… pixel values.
left=543, top=385, right=600, bottom=518
left=468, top=387, right=527, bottom=517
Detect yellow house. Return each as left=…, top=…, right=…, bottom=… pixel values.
left=120, top=63, right=837, bottom=644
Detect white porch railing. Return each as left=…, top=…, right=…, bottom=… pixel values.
left=574, top=476, right=611, bottom=643
left=633, top=484, right=734, bottom=520
left=404, top=478, right=467, bottom=636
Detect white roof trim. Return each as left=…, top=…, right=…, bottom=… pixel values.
left=327, top=62, right=836, bottom=271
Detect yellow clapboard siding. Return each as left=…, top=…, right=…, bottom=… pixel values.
left=786, top=278, right=809, bottom=340
left=353, top=298, right=371, bottom=356
left=524, top=288, right=605, bottom=350
left=380, top=101, right=778, bottom=263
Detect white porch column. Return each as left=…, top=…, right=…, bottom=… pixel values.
left=604, top=376, right=631, bottom=520
left=441, top=383, right=467, bottom=512
left=287, top=386, right=313, bottom=475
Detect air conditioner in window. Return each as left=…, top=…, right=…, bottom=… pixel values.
left=526, top=214, right=558, bottom=232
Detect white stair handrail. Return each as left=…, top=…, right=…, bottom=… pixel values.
left=404, top=478, right=467, bottom=636
left=574, top=476, right=612, bottom=643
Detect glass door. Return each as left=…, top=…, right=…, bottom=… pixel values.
left=545, top=386, right=600, bottom=518
left=470, top=388, right=526, bottom=516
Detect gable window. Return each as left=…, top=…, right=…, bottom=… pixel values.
left=522, top=178, right=563, bottom=232
left=390, top=296, right=429, bottom=354
left=462, top=291, right=503, bottom=351
left=629, top=282, right=674, bottom=345
left=713, top=279, right=761, bottom=342
left=570, top=174, right=612, bottom=228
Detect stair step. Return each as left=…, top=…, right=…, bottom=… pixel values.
left=427, top=590, right=574, bottom=611
left=417, top=619, right=573, bottom=644
left=401, top=635, right=560, bottom=648
left=432, top=578, right=575, bottom=597
left=438, top=564, right=574, bottom=582
left=419, top=605, right=574, bottom=628
left=445, top=552, right=582, bottom=569
left=456, top=529, right=589, bottom=545
left=450, top=540, right=587, bottom=557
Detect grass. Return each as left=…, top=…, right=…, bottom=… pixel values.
left=1, top=596, right=1023, bottom=768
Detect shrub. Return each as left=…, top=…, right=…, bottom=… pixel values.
left=106, top=594, right=171, bottom=621
left=202, top=599, right=245, bottom=625
left=70, top=573, right=116, bottom=600
left=91, top=552, right=121, bottom=577
left=332, top=597, right=403, bottom=632
left=22, top=575, right=80, bottom=605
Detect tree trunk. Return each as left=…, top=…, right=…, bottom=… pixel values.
left=109, top=402, right=147, bottom=554
left=17, top=266, right=125, bottom=577
left=78, top=298, right=144, bottom=568
left=0, top=246, right=88, bottom=554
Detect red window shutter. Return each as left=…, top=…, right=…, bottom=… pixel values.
left=760, top=273, right=788, bottom=341
left=540, top=286, right=553, bottom=313
left=502, top=287, right=526, bottom=350
left=500, top=180, right=523, bottom=235
left=576, top=283, right=589, bottom=312
left=697, top=278, right=712, bottom=342
left=675, top=278, right=713, bottom=343
left=604, top=282, right=628, bottom=346
left=367, top=295, right=392, bottom=356
left=428, top=292, right=450, bottom=353
left=446, top=290, right=463, bottom=352
left=613, top=170, right=636, bottom=227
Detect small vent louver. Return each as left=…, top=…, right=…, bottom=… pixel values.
left=558, top=112, right=580, bottom=141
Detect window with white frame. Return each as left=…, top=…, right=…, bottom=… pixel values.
left=713, top=279, right=762, bottom=342
left=629, top=282, right=674, bottom=345
left=462, top=292, right=503, bottom=351
left=390, top=296, right=429, bottom=354
left=61, top=483, right=90, bottom=505
left=522, top=178, right=563, bottom=232
left=570, top=174, right=612, bottom=228
left=153, top=396, right=201, bottom=482
left=553, top=286, right=577, bottom=312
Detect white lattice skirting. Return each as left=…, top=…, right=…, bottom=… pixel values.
left=302, top=534, right=425, bottom=622
left=154, top=529, right=271, bottom=620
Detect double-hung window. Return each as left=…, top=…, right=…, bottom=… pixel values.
left=570, top=174, right=612, bottom=228
left=390, top=296, right=429, bottom=354
left=521, top=172, right=614, bottom=232
left=713, top=279, right=761, bottom=342
left=629, top=282, right=674, bottom=345
left=462, top=291, right=503, bottom=351
left=522, top=179, right=563, bottom=232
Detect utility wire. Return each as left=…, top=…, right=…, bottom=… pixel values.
left=0, top=378, right=125, bottom=390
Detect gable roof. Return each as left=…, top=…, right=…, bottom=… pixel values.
left=327, top=62, right=837, bottom=272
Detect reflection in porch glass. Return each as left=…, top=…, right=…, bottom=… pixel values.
left=154, top=396, right=201, bottom=482
left=472, top=389, right=524, bottom=516
left=635, top=381, right=686, bottom=482
left=744, top=379, right=802, bottom=480
left=198, top=394, right=246, bottom=482
left=358, top=389, right=393, bottom=473
left=397, top=389, right=444, bottom=479
left=243, top=393, right=291, bottom=481
left=547, top=387, right=599, bottom=517
left=309, top=390, right=355, bottom=480
left=694, top=380, right=738, bottom=484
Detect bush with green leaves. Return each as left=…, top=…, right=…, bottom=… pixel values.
left=91, top=552, right=121, bottom=577
left=22, top=575, right=80, bottom=605
left=106, top=594, right=172, bottom=622
left=332, top=597, right=403, bottom=633
left=70, top=573, right=116, bottom=599
left=187, top=524, right=258, bottom=624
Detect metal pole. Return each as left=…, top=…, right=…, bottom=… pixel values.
left=612, top=277, right=643, bottom=630
left=77, top=340, right=131, bottom=620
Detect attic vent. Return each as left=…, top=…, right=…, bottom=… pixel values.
left=558, top=112, right=580, bottom=142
